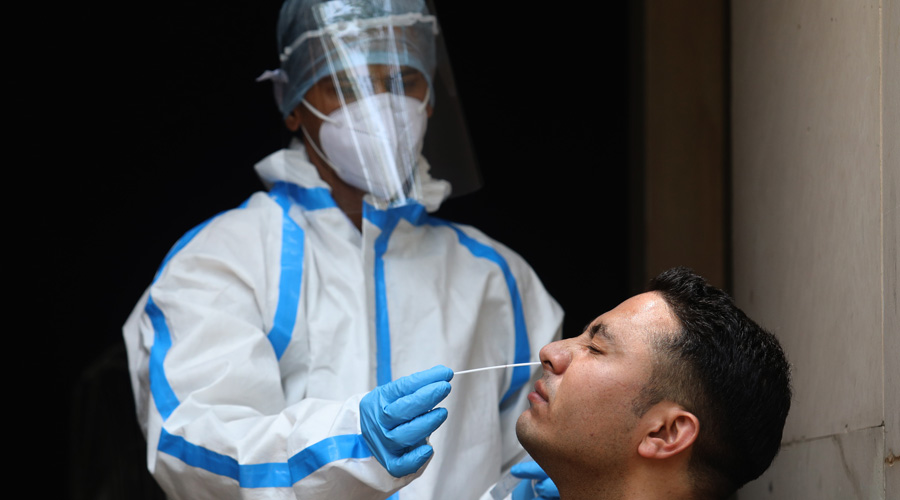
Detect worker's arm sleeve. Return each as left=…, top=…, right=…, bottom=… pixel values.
left=122, top=209, right=415, bottom=500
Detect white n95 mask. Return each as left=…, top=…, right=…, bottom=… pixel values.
left=301, top=92, right=429, bottom=202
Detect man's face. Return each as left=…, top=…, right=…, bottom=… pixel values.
left=516, top=292, right=679, bottom=474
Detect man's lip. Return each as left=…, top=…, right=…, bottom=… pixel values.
left=533, top=379, right=549, bottom=402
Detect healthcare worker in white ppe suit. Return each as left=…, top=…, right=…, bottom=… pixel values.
left=123, top=1, right=563, bottom=498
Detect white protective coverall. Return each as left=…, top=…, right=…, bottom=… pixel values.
left=123, top=143, right=563, bottom=499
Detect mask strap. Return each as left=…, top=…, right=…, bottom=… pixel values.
left=299, top=125, right=343, bottom=175
left=301, top=99, right=339, bottom=125
left=418, top=85, right=430, bottom=114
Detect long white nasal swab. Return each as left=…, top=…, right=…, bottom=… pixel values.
left=454, top=361, right=541, bottom=375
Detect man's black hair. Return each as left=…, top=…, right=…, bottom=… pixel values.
left=637, top=266, right=792, bottom=499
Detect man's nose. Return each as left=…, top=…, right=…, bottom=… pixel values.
left=539, top=338, right=573, bottom=374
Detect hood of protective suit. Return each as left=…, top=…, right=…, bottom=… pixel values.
left=254, top=140, right=452, bottom=213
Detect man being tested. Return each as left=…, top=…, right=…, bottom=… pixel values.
left=123, top=0, right=562, bottom=498
left=516, top=267, right=792, bottom=500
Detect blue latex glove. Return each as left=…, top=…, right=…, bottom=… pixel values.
left=511, top=460, right=560, bottom=500
left=359, top=365, right=454, bottom=477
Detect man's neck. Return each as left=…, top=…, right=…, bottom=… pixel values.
left=558, top=482, right=694, bottom=500
left=555, top=463, right=694, bottom=500
left=303, top=141, right=366, bottom=230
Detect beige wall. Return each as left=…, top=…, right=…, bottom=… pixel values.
left=731, top=1, right=898, bottom=498
left=884, top=1, right=900, bottom=494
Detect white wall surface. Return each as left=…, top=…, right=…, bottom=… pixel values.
left=731, top=1, right=897, bottom=498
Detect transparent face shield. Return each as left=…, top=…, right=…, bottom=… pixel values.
left=276, top=0, right=480, bottom=208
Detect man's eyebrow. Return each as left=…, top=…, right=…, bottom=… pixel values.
left=587, top=322, right=616, bottom=344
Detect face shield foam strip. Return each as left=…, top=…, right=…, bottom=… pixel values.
left=454, top=361, right=540, bottom=376
left=280, top=13, right=439, bottom=63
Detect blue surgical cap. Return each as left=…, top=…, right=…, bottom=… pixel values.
left=276, top=0, right=437, bottom=119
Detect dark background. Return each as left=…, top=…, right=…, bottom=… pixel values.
left=46, top=2, right=633, bottom=497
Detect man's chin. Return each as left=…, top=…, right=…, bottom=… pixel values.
left=515, top=410, right=540, bottom=454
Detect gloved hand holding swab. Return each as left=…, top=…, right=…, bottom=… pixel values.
left=359, top=365, right=453, bottom=477
left=454, top=361, right=541, bottom=375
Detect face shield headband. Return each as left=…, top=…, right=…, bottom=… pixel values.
left=277, top=8, right=438, bottom=120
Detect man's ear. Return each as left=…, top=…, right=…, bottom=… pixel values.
left=637, top=404, right=699, bottom=460
left=285, top=106, right=303, bottom=132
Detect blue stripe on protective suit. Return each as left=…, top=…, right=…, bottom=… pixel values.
left=157, top=414, right=375, bottom=488
left=155, top=431, right=375, bottom=488
left=146, top=189, right=377, bottom=488
left=146, top=295, right=179, bottom=420
left=266, top=183, right=322, bottom=359
left=158, top=428, right=375, bottom=488
left=427, top=218, right=531, bottom=406
left=273, top=181, right=338, bottom=211
left=158, top=427, right=293, bottom=487
left=363, top=203, right=529, bottom=406
left=364, top=202, right=427, bottom=386
left=266, top=183, right=335, bottom=358
left=147, top=206, right=238, bottom=419
left=287, top=434, right=374, bottom=483
left=265, top=182, right=335, bottom=358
